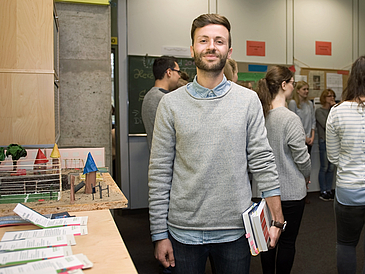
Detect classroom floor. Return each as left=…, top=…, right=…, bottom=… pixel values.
left=114, top=191, right=365, bottom=274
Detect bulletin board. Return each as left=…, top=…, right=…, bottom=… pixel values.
left=300, top=68, right=349, bottom=100
left=236, top=62, right=291, bottom=90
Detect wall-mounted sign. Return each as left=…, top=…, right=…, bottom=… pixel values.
left=315, top=41, right=332, bottom=56
left=246, top=41, right=265, bottom=56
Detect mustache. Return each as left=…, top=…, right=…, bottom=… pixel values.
left=203, top=49, right=218, bottom=56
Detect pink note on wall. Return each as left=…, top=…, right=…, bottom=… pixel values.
left=247, top=41, right=265, bottom=56
left=316, top=41, right=332, bottom=56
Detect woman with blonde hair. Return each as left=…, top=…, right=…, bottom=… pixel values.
left=224, top=58, right=238, bottom=82
left=256, top=66, right=311, bottom=274
left=315, top=89, right=336, bottom=201
left=288, top=81, right=316, bottom=154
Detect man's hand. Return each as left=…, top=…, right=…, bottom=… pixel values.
left=154, top=238, right=175, bottom=268
left=268, top=225, right=282, bottom=249
left=265, top=195, right=284, bottom=249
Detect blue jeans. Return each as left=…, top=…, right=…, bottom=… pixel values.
left=168, top=233, right=251, bottom=274
left=260, top=198, right=305, bottom=274
left=318, top=139, right=335, bottom=193
left=335, top=199, right=365, bottom=273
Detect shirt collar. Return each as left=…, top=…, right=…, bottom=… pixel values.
left=187, top=74, right=231, bottom=98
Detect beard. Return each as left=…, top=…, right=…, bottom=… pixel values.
left=193, top=49, right=228, bottom=73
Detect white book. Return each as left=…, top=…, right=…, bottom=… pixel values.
left=250, top=199, right=272, bottom=252
left=242, top=203, right=260, bottom=256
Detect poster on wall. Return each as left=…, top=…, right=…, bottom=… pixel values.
left=315, top=41, right=332, bottom=56
left=246, top=41, right=265, bottom=56
left=326, top=73, right=343, bottom=100
left=308, top=71, right=325, bottom=98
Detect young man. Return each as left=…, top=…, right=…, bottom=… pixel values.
left=141, top=56, right=181, bottom=150
left=148, top=14, right=284, bottom=274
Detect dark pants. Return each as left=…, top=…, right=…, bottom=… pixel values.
left=335, top=199, right=365, bottom=274
left=169, top=233, right=251, bottom=274
left=318, top=139, right=335, bottom=193
left=260, top=198, right=305, bottom=274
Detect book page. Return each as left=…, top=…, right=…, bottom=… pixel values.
left=0, top=235, right=76, bottom=251
left=13, top=204, right=88, bottom=228
left=1, top=226, right=88, bottom=242
left=0, top=246, right=72, bottom=266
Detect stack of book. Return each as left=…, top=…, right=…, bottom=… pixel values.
left=242, top=199, right=272, bottom=256
left=0, top=203, right=92, bottom=273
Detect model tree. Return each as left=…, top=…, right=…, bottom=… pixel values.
left=6, top=144, right=27, bottom=171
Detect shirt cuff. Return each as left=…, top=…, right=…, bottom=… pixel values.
left=151, top=232, right=168, bottom=242
left=262, top=187, right=281, bottom=198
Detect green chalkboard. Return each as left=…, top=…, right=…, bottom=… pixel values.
left=128, top=55, right=197, bottom=135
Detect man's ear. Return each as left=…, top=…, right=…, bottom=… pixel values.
left=165, top=68, right=172, bottom=78
left=190, top=45, right=194, bottom=58
left=227, top=48, right=233, bottom=59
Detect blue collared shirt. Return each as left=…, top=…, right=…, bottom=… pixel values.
left=151, top=75, right=280, bottom=243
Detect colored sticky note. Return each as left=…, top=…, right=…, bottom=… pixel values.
left=248, top=64, right=267, bottom=72
left=337, top=70, right=349, bottom=75
left=316, top=41, right=332, bottom=56
left=247, top=41, right=265, bottom=56
left=246, top=233, right=251, bottom=238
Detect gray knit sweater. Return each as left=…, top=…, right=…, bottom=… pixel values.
left=265, top=107, right=311, bottom=201
left=148, top=83, right=280, bottom=236
left=315, top=107, right=330, bottom=141
left=141, top=87, right=169, bottom=150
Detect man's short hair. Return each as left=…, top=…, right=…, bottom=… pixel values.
left=153, top=56, right=178, bottom=80
left=191, top=14, right=231, bottom=48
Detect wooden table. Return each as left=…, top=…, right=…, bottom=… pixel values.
left=0, top=210, right=138, bottom=274
left=0, top=173, right=128, bottom=216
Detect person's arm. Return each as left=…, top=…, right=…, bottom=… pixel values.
left=308, top=102, right=316, bottom=145
left=265, top=195, right=284, bottom=248
left=287, top=116, right=311, bottom=178
left=288, top=100, right=297, bottom=113
left=326, top=109, right=340, bottom=166
left=148, top=96, right=176, bottom=267
left=307, top=129, right=315, bottom=146
left=246, top=94, right=283, bottom=248
left=315, top=108, right=327, bottom=130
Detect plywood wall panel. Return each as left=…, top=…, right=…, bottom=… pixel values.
left=16, top=0, right=53, bottom=70
left=0, top=0, right=17, bottom=69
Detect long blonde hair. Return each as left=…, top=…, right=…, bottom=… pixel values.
left=292, top=81, right=309, bottom=108
left=224, top=59, right=238, bottom=81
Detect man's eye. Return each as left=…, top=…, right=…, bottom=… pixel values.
left=216, top=40, right=223, bottom=44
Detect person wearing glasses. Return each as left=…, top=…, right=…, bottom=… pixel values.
left=256, top=66, right=311, bottom=274
left=315, top=89, right=336, bottom=201
left=142, top=56, right=181, bottom=150
left=326, top=55, right=365, bottom=274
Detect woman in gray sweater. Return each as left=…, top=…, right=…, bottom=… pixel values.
left=256, top=66, right=311, bottom=274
